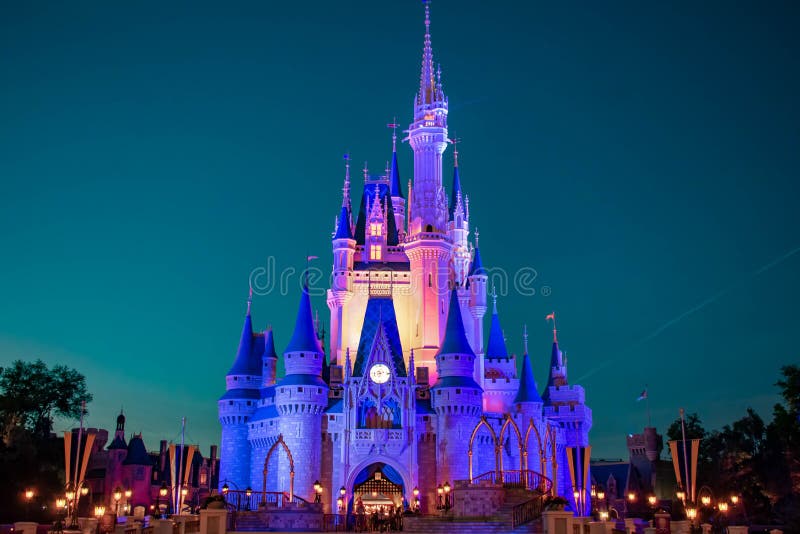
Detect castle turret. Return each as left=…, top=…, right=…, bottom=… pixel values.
left=431, top=290, right=482, bottom=484
left=218, top=293, right=262, bottom=491
left=466, top=240, right=487, bottom=383
left=514, top=327, right=544, bottom=416
left=482, top=291, right=518, bottom=413
left=261, top=328, right=278, bottom=387
left=328, top=158, right=357, bottom=366
left=447, top=149, right=470, bottom=286
left=276, top=280, right=328, bottom=501
left=388, top=126, right=406, bottom=238
left=122, top=434, right=153, bottom=510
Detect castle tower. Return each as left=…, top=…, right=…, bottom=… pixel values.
left=514, top=327, right=544, bottom=421
left=261, top=327, right=278, bottom=387
left=447, top=149, right=471, bottom=286
left=483, top=291, right=518, bottom=413
left=466, top=242, right=487, bottom=383
left=328, top=159, right=356, bottom=366
left=388, top=127, right=406, bottom=238
left=405, top=3, right=451, bottom=379
left=218, top=293, right=262, bottom=491
left=105, top=410, right=128, bottom=502
left=275, top=280, right=328, bottom=500
left=121, top=434, right=154, bottom=510
left=431, top=290, right=483, bottom=484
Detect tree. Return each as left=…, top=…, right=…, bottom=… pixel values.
left=0, top=359, right=93, bottom=443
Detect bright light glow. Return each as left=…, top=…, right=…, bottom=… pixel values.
left=718, top=502, right=729, bottom=512
left=65, top=489, right=75, bottom=501
left=183, top=487, right=190, bottom=496
left=599, top=511, right=609, bottom=521
left=731, top=495, right=739, bottom=504
left=24, top=489, right=34, bottom=500
left=648, top=495, right=657, bottom=505
left=676, top=490, right=686, bottom=501
left=370, top=245, right=381, bottom=260
left=94, top=506, right=106, bottom=518
left=701, top=495, right=711, bottom=506
left=573, top=491, right=580, bottom=499
left=443, top=482, right=451, bottom=494
left=370, top=223, right=381, bottom=237
left=124, top=489, right=132, bottom=499
left=627, top=492, right=636, bottom=502
left=56, top=498, right=67, bottom=509
left=113, top=487, right=123, bottom=502
left=340, top=486, right=346, bottom=496
left=597, top=491, right=605, bottom=500
left=686, top=507, right=697, bottom=519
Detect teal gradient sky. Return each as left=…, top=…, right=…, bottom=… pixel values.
left=1, top=0, right=798, bottom=458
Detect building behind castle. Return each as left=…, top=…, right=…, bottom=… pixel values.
left=218, top=4, right=592, bottom=515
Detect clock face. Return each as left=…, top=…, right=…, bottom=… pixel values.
left=369, top=363, right=391, bottom=384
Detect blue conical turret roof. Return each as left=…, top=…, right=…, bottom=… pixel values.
left=333, top=205, right=353, bottom=240
left=514, top=351, right=543, bottom=404
left=264, top=328, right=278, bottom=359
left=448, top=165, right=462, bottom=218
left=228, top=310, right=262, bottom=375
left=468, top=247, right=486, bottom=276
left=122, top=434, right=153, bottom=466
left=390, top=151, right=403, bottom=198
left=284, top=281, right=323, bottom=354
left=541, top=341, right=564, bottom=404
left=438, top=289, right=475, bottom=356
left=486, top=304, right=508, bottom=358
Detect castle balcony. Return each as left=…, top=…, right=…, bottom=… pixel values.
left=354, top=428, right=405, bottom=443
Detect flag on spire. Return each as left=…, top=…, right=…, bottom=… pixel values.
left=546, top=313, right=555, bottom=321
left=636, top=388, right=648, bottom=402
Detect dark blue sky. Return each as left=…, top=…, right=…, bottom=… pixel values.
left=1, top=0, right=798, bottom=458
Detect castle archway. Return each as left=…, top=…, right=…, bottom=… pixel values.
left=468, top=416, right=498, bottom=481
left=261, top=434, right=294, bottom=503
left=346, top=455, right=412, bottom=509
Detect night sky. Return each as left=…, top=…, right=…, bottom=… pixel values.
left=1, top=0, right=798, bottom=459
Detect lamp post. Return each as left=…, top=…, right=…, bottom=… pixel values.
left=24, top=488, right=35, bottom=520
left=313, top=480, right=322, bottom=505
left=94, top=506, right=105, bottom=534
left=412, top=487, right=420, bottom=512
left=244, top=487, right=252, bottom=511
left=66, top=484, right=79, bottom=529
left=436, top=485, right=443, bottom=510
left=443, top=481, right=451, bottom=512
left=56, top=498, right=67, bottom=534
left=158, top=483, right=169, bottom=519
left=112, top=487, right=122, bottom=524
left=124, top=489, right=132, bottom=516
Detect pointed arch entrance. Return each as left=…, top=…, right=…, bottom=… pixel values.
left=261, top=434, right=294, bottom=503
left=346, top=456, right=412, bottom=509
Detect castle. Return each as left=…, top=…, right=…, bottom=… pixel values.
left=218, top=3, right=592, bottom=515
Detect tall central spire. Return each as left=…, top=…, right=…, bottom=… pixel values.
left=419, top=1, right=435, bottom=105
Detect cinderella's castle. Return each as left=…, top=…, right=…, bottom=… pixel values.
left=218, top=3, right=592, bottom=516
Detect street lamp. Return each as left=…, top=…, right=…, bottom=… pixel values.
left=124, top=489, right=132, bottom=515
left=676, top=488, right=686, bottom=502
left=436, top=485, right=443, bottom=510
left=718, top=501, right=728, bottom=513
left=443, top=481, right=451, bottom=512
left=730, top=495, right=739, bottom=505
left=56, top=498, right=67, bottom=530
left=313, top=480, right=322, bottom=504
left=65, top=485, right=77, bottom=529
left=94, top=506, right=105, bottom=534
left=244, top=487, right=252, bottom=511
left=648, top=495, right=657, bottom=506
left=24, top=489, right=35, bottom=520
left=158, top=482, right=169, bottom=518
left=627, top=492, right=636, bottom=502
left=113, top=487, right=122, bottom=524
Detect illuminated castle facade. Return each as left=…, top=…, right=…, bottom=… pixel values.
left=218, top=4, right=592, bottom=515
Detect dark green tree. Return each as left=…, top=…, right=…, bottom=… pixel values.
left=0, top=359, right=92, bottom=442
left=0, top=359, right=92, bottom=522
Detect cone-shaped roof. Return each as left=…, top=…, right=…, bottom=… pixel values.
left=486, top=306, right=508, bottom=358
left=284, top=281, right=323, bottom=354
left=438, top=289, right=475, bottom=356
left=468, top=247, right=485, bottom=276
left=227, top=311, right=262, bottom=375
left=333, top=205, right=353, bottom=240
left=448, top=165, right=462, bottom=219
left=514, top=351, right=543, bottom=404
left=390, top=151, right=403, bottom=199
left=264, top=328, right=278, bottom=359
left=541, top=341, right=564, bottom=403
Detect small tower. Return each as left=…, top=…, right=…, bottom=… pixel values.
left=218, top=292, right=262, bottom=492
left=388, top=122, right=406, bottom=237
left=122, top=434, right=154, bottom=510
left=447, top=144, right=470, bottom=287
left=276, top=279, right=328, bottom=501
left=466, top=234, right=487, bottom=382
left=105, top=410, right=128, bottom=501
left=261, top=328, right=279, bottom=387
left=328, top=158, right=357, bottom=366
left=514, top=326, right=544, bottom=420
left=482, top=290, right=518, bottom=413
left=431, top=290, right=483, bottom=484
left=365, top=183, right=387, bottom=263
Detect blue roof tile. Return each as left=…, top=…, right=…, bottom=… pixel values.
left=122, top=435, right=153, bottom=466
left=326, top=398, right=343, bottom=413
left=219, top=388, right=260, bottom=401
left=468, top=248, right=486, bottom=276
left=514, top=351, right=543, bottom=404
left=390, top=151, right=404, bottom=199
left=486, top=307, right=508, bottom=358
left=264, top=329, right=278, bottom=359
left=284, top=283, right=324, bottom=355
left=437, top=290, right=475, bottom=357
left=334, top=205, right=353, bottom=240
left=276, top=374, right=328, bottom=388
left=228, top=312, right=263, bottom=376
left=448, top=165, right=462, bottom=219
left=431, top=375, right=482, bottom=390
left=252, top=404, right=279, bottom=421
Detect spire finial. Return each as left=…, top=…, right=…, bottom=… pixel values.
left=247, top=285, right=253, bottom=315
left=363, top=161, right=369, bottom=182
left=546, top=312, right=557, bottom=343
left=490, top=284, right=497, bottom=314
left=419, top=0, right=436, bottom=105
left=523, top=324, right=529, bottom=354
left=387, top=118, right=398, bottom=152
left=474, top=227, right=479, bottom=249
left=342, top=153, right=351, bottom=209
left=451, top=136, right=461, bottom=167
left=384, top=160, right=390, bottom=179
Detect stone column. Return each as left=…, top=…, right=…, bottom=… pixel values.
left=542, top=510, right=574, bottom=534
left=199, top=509, right=228, bottom=534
